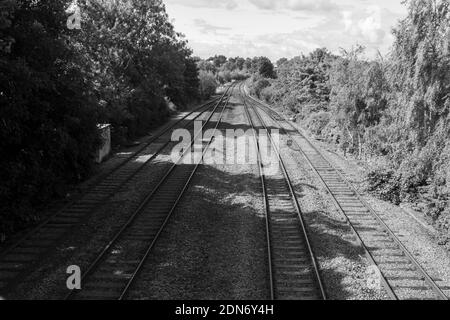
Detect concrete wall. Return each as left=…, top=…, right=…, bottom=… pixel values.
left=96, top=124, right=111, bottom=163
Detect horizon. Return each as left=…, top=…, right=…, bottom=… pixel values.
left=164, top=0, right=408, bottom=61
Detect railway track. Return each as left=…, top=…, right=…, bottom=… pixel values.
left=245, top=90, right=449, bottom=300
left=65, top=84, right=235, bottom=300
left=240, top=85, right=326, bottom=300
left=0, top=91, right=226, bottom=297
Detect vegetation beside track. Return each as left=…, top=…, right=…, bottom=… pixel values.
left=0, top=0, right=202, bottom=239
left=247, top=0, right=450, bottom=242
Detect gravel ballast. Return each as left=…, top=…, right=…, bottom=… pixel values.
left=4, top=103, right=216, bottom=299
left=256, top=105, right=387, bottom=300
left=290, top=119, right=450, bottom=299
left=128, top=96, right=269, bottom=299
left=7, top=91, right=448, bottom=300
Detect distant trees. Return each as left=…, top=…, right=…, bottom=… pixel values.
left=258, top=48, right=333, bottom=116
left=196, top=55, right=277, bottom=100
left=235, top=57, right=245, bottom=70
left=208, top=55, right=227, bottom=68
left=276, top=58, right=288, bottom=67
left=199, top=70, right=218, bottom=99
left=250, top=78, right=271, bottom=98
left=197, top=55, right=252, bottom=84
left=197, top=59, right=216, bottom=73
left=0, top=0, right=201, bottom=238
left=257, top=56, right=276, bottom=79
left=217, top=70, right=232, bottom=84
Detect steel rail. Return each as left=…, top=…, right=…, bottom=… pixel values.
left=66, top=84, right=235, bottom=300
left=0, top=93, right=226, bottom=295
left=239, top=84, right=275, bottom=300
left=119, top=86, right=234, bottom=300
left=247, top=92, right=448, bottom=300
left=240, top=85, right=326, bottom=300
left=245, top=93, right=398, bottom=300
left=0, top=95, right=220, bottom=259
left=0, top=96, right=224, bottom=297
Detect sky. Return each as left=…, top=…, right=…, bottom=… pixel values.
left=163, top=0, right=408, bottom=61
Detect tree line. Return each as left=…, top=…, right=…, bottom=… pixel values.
left=0, top=0, right=201, bottom=238
left=250, top=0, right=450, bottom=232
left=196, top=55, right=276, bottom=96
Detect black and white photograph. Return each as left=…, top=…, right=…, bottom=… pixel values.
left=0, top=0, right=450, bottom=310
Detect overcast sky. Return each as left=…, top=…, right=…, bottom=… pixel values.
left=164, top=0, right=408, bottom=61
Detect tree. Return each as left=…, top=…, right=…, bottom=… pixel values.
left=390, top=0, right=450, bottom=145
left=197, top=55, right=250, bottom=83
left=276, top=57, right=288, bottom=67
left=217, top=70, right=232, bottom=84
left=244, top=58, right=252, bottom=71
left=258, top=56, right=276, bottom=78
left=0, top=0, right=99, bottom=235
left=199, top=70, right=217, bottom=99
left=0, top=0, right=201, bottom=238
left=208, top=54, right=227, bottom=68
left=198, top=59, right=216, bottom=73
left=235, top=57, right=245, bottom=70
left=183, top=57, right=200, bottom=100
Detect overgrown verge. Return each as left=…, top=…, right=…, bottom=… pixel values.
left=247, top=1, right=450, bottom=241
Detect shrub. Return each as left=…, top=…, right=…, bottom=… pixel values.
left=367, top=168, right=402, bottom=205
left=199, top=70, right=218, bottom=99
left=126, top=91, right=169, bottom=138
left=260, top=85, right=275, bottom=102
left=217, top=70, right=232, bottom=84
left=230, top=70, right=249, bottom=81
left=250, top=77, right=271, bottom=98
left=305, top=112, right=331, bottom=136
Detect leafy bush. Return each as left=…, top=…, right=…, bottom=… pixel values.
left=367, top=168, right=401, bottom=205
left=250, top=77, right=271, bottom=98
left=305, top=112, right=331, bottom=136
left=199, top=70, right=217, bottom=99
left=0, top=0, right=100, bottom=235
left=230, top=70, right=249, bottom=81
left=257, top=56, right=276, bottom=78
left=260, top=85, right=275, bottom=102
left=217, top=70, right=232, bottom=84
left=261, top=48, right=333, bottom=117
left=197, top=55, right=269, bottom=86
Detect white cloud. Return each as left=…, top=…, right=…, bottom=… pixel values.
left=164, top=0, right=407, bottom=60
left=249, top=0, right=339, bottom=12
left=193, top=19, right=230, bottom=35
left=165, top=0, right=238, bottom=10
left=358, top=6, right=385, bottom=43
left=249, top=0, right=276, bottom=10
left=343, top=11, right=353, bottom=31
left=340, top=5, right=387, bottom=47
left=286, top=0, right=339, bottom=12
